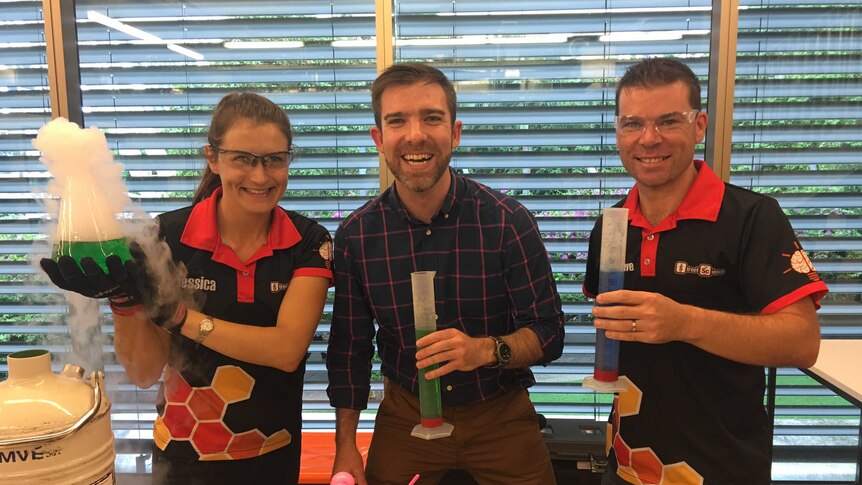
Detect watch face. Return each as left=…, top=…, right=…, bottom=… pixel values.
left=499, top=342, right=512, bottom=362
left=201, top=319, right=214, bottom=331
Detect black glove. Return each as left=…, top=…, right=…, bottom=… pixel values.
left=124, top=242, right=188, bottom=332
left=40, top=255, right=142, bottom=313
left=41, top=249, right=187, bottom=333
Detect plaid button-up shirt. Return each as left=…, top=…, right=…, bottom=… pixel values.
left=327, top=169, right=564, bottom=409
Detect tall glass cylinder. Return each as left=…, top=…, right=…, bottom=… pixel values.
left=412, top=271, right=443, bottom=428
left=593, top=207, right=629, bottom=382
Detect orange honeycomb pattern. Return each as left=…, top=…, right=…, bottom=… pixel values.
left=154, top=366, right=292, bottom=460
left=610, top=376, right=704, bottom=485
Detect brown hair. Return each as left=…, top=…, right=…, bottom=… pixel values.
left=371, top=62, right=457, bottom=129
left=615, top=58, right=702, bottom=115
left=192, top=92, right=293, bottom=205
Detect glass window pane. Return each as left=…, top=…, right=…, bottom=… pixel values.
left=392, top=0, right=713, bottom=419
left=734, top=1, right=862, bottom=481
left=0, top=3, right=55, bottom=371
left=69, top=0, right=377, bottom=470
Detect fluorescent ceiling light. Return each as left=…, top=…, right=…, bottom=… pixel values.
left=86, top=10, right=204, bottom=60
left=331, top=39, right=377, bottom=48
left=436, top=7, right=711, bottom=17
left=397, top=34, right=570, bottom=47
left=223, top=40, right=305, bottom=49
left=599, top=30, right=706, bottom=42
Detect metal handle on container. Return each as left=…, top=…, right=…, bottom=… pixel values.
left=0, top=371, right=105, bottom=447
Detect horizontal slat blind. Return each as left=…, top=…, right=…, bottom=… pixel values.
left=0, top=1, right=54, bottom=380
left=392, top=0, right=713, bottom=422
left=2, top=1, right=860, bottom=481
left=735, top=1, right=862, bottom=479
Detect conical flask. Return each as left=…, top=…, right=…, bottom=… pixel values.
left=34, top=118, right=132, bottom=273
left=52, top=176, right=131, bottom=272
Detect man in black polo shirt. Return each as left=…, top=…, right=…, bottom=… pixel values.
left=584, top=58, right=828, bottom=484
left=327, top=63, right=565, bottom=484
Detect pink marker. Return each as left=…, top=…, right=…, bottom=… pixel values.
left=407, top=474, right=420, bottom=485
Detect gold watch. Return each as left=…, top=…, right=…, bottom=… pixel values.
left=195, top=317, right=214, bottom=344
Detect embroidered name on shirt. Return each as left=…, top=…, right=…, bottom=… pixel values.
left=270, top=282, right=289, bottom=293
left=182, top=276, right=217, bottom=291
left=674, top=261, right=726, bottom=278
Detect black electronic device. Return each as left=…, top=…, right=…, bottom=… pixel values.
left=542, top=418, right=607, bottom=484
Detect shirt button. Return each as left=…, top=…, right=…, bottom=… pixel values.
left=426, top=228, right=432, bottom=236
left=242, top=271, right=250, bottom=276
left=444, top=213, right=449, bottom=219
left=644, top=258, right=651, bottom=266
left=446, top=385, right=453, bottom=391
left=646, top=234, right=655, bottom=241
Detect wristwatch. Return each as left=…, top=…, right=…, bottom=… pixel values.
left=195, top=317, right=214, bottom=344
left=486, top=336, right=512, bottom=369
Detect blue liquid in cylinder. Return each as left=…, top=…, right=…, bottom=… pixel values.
left=594, top=270, right=624, bottom=381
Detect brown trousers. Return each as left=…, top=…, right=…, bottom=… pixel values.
left=365, top=380, right=556, bottom=485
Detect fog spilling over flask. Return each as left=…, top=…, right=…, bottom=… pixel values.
left=34, top=117, right=132, bottom=271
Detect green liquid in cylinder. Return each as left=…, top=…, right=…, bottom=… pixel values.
left=416, top=328, right=443, bottom=426
left=53, top=237, right=132, bottom=273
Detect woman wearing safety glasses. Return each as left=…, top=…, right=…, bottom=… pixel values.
left=42, top=92, right=332, bottom=484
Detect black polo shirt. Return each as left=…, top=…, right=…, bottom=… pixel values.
left=152, top=188, right=333, bottom=461
left=584, top=161, right=828, bottom=485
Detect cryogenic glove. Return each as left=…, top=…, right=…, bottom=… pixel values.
left=41, top=251, right=187, bottom=334
left=40, top=255, right=142, bottom=312
left=123, top=243, right=188, bottom=334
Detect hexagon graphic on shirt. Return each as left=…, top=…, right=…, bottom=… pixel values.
left=227, top=429, right=267, bottom=460
left=616, top=376, right=642, bottom=417
left=630, top=447, right=663, bottom=484
left=211, top=365, right=255, bottom=403
left=605, top=421, right=614, bottom=457
left=164, top=368, right=193, bottom=402
left=162, top=403, right=196, bottom=439
left=614, top=432, right=632, bottom=468
left=188, top=387, right=227, bottom=421
left=261, top=429, right=292, bottom=455
left=191, top=421, right=233, bottom=455
left=153, top=416, right=170, bottom=450
left=662, top=462, right=704, bottom=485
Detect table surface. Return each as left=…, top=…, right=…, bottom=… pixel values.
left=803, top=339, right=862, bottom=406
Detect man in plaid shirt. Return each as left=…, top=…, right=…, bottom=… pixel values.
left=326, top=63, right=565, bottom=485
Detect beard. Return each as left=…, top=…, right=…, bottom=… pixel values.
left=386, top=146, right=451, bottom=193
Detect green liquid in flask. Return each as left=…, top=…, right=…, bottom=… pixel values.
left=53, top=237, right=132, bottom=273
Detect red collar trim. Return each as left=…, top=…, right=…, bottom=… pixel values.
left=622, top=160, right=724, bottom=230
left=180, top=187, right=302, bottom=253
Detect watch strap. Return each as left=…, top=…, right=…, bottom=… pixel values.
left=195, top=317, right=214, bottom=344
left=486, top=336, right=510, bottom=369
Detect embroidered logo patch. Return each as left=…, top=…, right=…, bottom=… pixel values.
left=318, top=239, right=333, bottom=269
left=270, top=282, right=289, bottom=293
left=783, top=242, right=821, bottom=282
left=674, top=261, right=726, bottom=278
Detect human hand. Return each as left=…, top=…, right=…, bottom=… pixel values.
left=592, top=290, right=692, bottom=344
left=332, top=446, right=366, bottom=485
left=415, top=328, right=493, bottom=379
left=40, top=255, right=142, bottom=313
